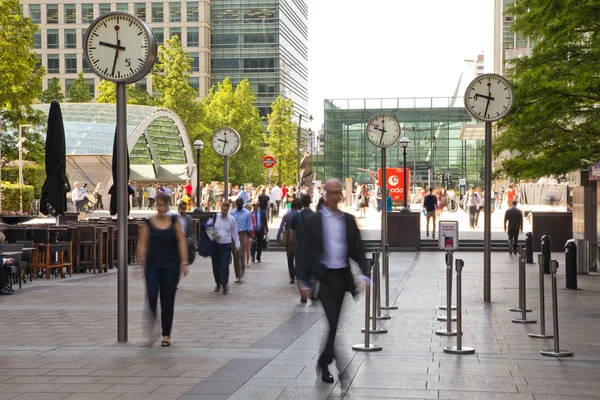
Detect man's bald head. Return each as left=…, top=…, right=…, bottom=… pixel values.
left=324, top=179, right=343, bottom=212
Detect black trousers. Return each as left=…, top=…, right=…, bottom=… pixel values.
left=287, top=250, right=295, bottom=280
left=318, top=268, right=349, bottom=367
left=1, top=266, right=8, bottom=288
left=468, top=206, right=478, bottom=227
left=508, top=229, right=519, bottom=253
left=251, top=231, right=265, bottom=261
left=145, top=267, right=179, bottom=337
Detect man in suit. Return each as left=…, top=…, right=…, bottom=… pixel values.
left=0, top=233, right=15, bottom=295
left=251, top=202, right=268, bottom=263
left=297, top=179, right=368, bottom=383
left=289, top=194, right=315, bottom=303
left=504, top=200, right=524, bottom=255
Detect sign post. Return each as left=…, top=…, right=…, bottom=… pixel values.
left=262, top=155, right=276, bottom=186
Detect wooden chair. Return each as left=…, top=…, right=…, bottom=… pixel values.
left=16, top=240, right=34, bottom=285
left=56, top=229, right=74, bottom=277
left=76, top=226, right=97, bottom=273
left=31, top=229, right=65, bottom=279
left=127, top=222, right=140, bottom=265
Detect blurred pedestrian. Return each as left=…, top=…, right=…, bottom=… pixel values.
left=289, top=194, right=314, bottom=303
left=251, top=202, right=268, bottom=263
left=359, top=184, right=369, bottom=218
left=137, top=193, right=189, bottom=346
left=230, top=198, right=252, bottom=283
left=206, top=201, right=240, bottom=294
left=504, top=200, right=523, bottom=255
left=423, top=188, right=437, bottom=238
left=278, top=198, right=301, bottom=284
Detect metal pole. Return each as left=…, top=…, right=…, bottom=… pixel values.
left=509, top=248, right=531, bottom=313
left=19, top=125, right=22, bottom=212
left=116, top=82, right=128, bottom=343
left=224, top=156, right=229, bottom=201
left=381, top=243, right=397, bottom=310
left=444, top=259, right=475, bottom=354
left=530, top=253, right=553, bottom=338
left=380, top=147, right=390, bottom=314
left=353, top=250, right=382, bottom=351
left=297, top=115, right=302, bottom=189
left=364, top=249, right=388, bottom=333
left=195, top=149, right=201, bottom=209
left=512, top=246, right=536, bottom=324
left=484, top=121, right=492, bottom=302
left=373, top=249, right=390, bottom=321
left=412, top=127, right=416, bottom=199
left=268, top=168, right=271, bottom=187
left=437, top=252, right=457, bottom=336
left=403, top=147, right=407, bottom=208
left=541, top=261, right=574, bottom=357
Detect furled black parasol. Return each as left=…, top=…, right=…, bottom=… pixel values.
left=108, top=128, right=135, bottom=215
left=40, top=100, right=70, bottom=216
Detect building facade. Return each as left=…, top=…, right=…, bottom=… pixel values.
left=21, top=0, right=211, bottom=98
left=210, top=0, right=308, bottom=117
left=312, top=98, right=485, bottom=189
left=494, top=0, right=531, bottom=75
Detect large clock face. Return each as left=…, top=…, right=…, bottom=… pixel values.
left=366, top=114, right=401, bottom=148
left=464, top=73, right=514, bottom=122
left=211, top=127, right=241, bottom=157
left=84, top=12, right=157, bottom=83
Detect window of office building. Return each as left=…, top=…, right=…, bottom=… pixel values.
left=99, top=3, right=111, bottom=15
left=64, top=29, right=77, bottom=49
left=65, top=79, right=74, bottom=94
left=35, top=54, right=43, bottom=69
left=243, top=8, right=276, bottom=23
left=243, top=58, right=275, bottom=73
left=82, top=56, right=91, bottom=72
left=190, top=52, right=199, bottom=72
left=169, top=2, right=181, bottom=22
left=187, top=27, right=199, bottom=47
left=64, top=4, right=76, bottom=24
left=152, top=3, right=164, bottom=23
left=169, top=27, right=181, bottom=40
left=47, top=29, right=59, bottom=49
left=244, top=33, right=276, bottom=45
left=117, top=3, right=129, bottom=12
left=188, top=77, right=199, bottom=91
left=212, top=58, right=239, bottom=72
left=65, top=54, right=77, bottom=73
left=33, top=31, right=42, bottom=49
left=211, top=33, right=239, bottom=48
left=134, top=3, right=146, bottom=20
left=137, top=78, right=147, bottom=91
left=29, top=4, right=41, bottom=24
left=47, top=54, right=59, bottom=73
left=82, top=4, right=94, bottom=23
left=187, top=2, right=199, bottom=22
left=154, top=28, right=164, bottom=45
left=81, top=29, right=87, bottom=48
left=46, top=4, right=58, bottom=24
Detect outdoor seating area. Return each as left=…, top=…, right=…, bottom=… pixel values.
left=1, top=218, right=149, bottom=291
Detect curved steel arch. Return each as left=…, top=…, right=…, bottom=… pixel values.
left=127, top=109, right=194, bottom=180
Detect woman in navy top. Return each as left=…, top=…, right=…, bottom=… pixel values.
left=137, top=193, right=188, bottom=346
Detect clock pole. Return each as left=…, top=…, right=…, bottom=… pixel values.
left=483, top=121, right=492, bottom=303
left=224, top=156, right=229, bottom=201
left=116, top=82, right=128, bottom=342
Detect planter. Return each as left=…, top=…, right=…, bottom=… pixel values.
left=0, top=216, right=36, bottom=225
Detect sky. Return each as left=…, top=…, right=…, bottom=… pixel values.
left=306, top=0, right=495, bottom=132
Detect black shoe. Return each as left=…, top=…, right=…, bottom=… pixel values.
left=300, top=297, right=307, bottom=303
left=432, top=235, right=435, bottom=239
left=0, top=288, right=13, bottom=295
left=316, top=365, right=334, bottom=383
left=290, top=279, right=295, bottom=284
left=3, top=286, right=14, bottom=292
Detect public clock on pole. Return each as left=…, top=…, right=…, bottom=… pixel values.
left=84, top=12, right=157, bottom=83
left=211, top=127, right=241, bottom=156
left=366, top=114, right=401, bottom=148
left=464, top=73, right=514, bottom=122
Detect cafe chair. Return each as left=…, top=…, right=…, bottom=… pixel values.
left=16, top=240, right=34, bottom=285
left=0, top=243, right=24, bottom=289
left=56, top=229, right=74, bottom=277
left=31, top=229, right=65, bottom=280
left=76, top=226, right=97, bottom=274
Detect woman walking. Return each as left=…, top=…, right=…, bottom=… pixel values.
left=359, top=184, right=369, bottom=218
left=137, top=193, right=189, bottom=347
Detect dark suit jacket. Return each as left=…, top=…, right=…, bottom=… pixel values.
left=504, top=207, right=523, bottom=232
left=299, top=210, right=367, bottom=296
left=253, top=210, right=268, bottom=235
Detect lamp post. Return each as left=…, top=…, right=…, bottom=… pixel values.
left=193, top=139, right=204, bottom=210
left=297, top=113, right=313, bottom=189
left=424, top=135, right=437, bottom=186
left=399, top=137, right=410, bottom=212
left=17, top=124, right=32, bottom=212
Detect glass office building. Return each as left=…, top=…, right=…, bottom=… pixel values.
left=312, top=98, right=485, bottom=188
left=210, top=0, right=308, bottom=117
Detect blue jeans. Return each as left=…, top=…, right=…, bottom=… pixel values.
left=211, top=243, right=231, bottom=287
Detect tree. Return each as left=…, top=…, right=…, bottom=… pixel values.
left=494, top=0, right=600, bottom=179
left=96, top=79, right=153, bottom=105
left=265, top=96, right=297, bottom=184
left=199, top=78, right=265, bottom=185
left=39, top=77, right=64, bottom=103
left=67, top=71, right=92, bottom=102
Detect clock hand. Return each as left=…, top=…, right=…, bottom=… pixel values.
left=379, top=119, right=386, bottom=145
left=474, top=93, right=495, bottom=101
left=111, top=25, right=121, bottom=77
left=99, top=41, right=126, bottom=51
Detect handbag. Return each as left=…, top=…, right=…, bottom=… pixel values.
left=263, top=232, right=269, bottom=250
left=277, top=228, right=288, bottom=247
left=187, top=238, right=196, bottom=264
left=198, top=214, right=218, bottom=258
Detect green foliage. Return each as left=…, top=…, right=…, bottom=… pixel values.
left=39, top=77, right=65, bottom=103
left=1, top=182, right=34, bottom=213
left=494, top=0, right=600, bottom=179
left=96, top=79, right=154, bottom=105
left=265, top=96, right=297, bottom=184
left=0, top=0, right=46, bottom=137
left=67, top=71, right=92, bottom=102
left=1, top=126, right=46, bottom=168
left=198, top=78, right=265, bottom=185
left=2, top=165, right=46, bottom=198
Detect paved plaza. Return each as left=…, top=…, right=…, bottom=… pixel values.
left=2, top=243, right=600, bottom=399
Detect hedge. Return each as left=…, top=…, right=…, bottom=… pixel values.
left=2, top=165, right=46, bottom=199
left=1, top=182, right=35, bottom=213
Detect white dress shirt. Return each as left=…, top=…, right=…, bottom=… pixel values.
left=272, top=186, right=283, bottom=201
left=211, top=214, right=240, bottom=248
left=320, top=207, right=347, bottom=269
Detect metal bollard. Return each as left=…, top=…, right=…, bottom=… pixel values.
left=371, top=250, right=391, bottom=321
left=564, top=239, right=578, bottom=290
left=512, top=246, right=537, bottom=324
left=541, top=235, right=551, bottom=274
left=363, top=248, right=387, bottom=334
left=381, top=244, right=398, bottom=310
left=437, top=252, right=457, bottom=336
left=510, top=245, right=532, bottom=313
left=529, top=253, right=553, bottom=339
left=526, top=232, right=534, bottom=263
left=444, top=259, right=475, bottom=354
left=540, top=260, right=574, bottom=357
left=438, top=252, right=457, bottom=320
left=353, top=250, right=383, bottom=352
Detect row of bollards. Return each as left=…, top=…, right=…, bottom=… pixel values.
left=511, top=247, right=536, bottom=324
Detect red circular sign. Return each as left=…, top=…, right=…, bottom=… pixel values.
left=262, top=155, right=276, bottom=168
